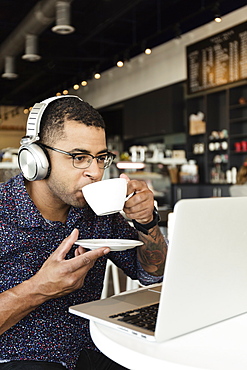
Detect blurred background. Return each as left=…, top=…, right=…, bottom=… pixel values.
left=0, top=0, right=246, bottom=220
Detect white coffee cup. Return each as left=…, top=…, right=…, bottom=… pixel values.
left=82, top=178, right=128, bottom=216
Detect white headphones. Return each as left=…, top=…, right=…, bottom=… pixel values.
left=18, top=95, right=82, bottom=181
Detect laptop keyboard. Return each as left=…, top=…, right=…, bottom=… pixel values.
left=109, top=303, right=159, bottom=332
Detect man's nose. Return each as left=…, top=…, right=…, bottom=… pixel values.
left=83, top=157, right=103, bottom=178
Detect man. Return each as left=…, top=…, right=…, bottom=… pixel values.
left=0, top=95, right=167, bottom=369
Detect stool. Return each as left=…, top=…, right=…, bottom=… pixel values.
left=101, top=260, right=141, bottom=299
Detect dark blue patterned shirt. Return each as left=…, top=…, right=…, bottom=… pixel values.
left=0, top=174, right=161, bottom=369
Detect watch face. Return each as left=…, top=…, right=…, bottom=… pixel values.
left=153, top=208, right=161, bottom=224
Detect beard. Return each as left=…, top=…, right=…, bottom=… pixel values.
left=46, top=175, right=87, bottom=209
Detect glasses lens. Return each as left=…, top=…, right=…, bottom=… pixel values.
left=73, top=153, right=115, bottom=169
left=73, top=154, right=92, bottom=169
left=97, top=153, right=114, bottom=169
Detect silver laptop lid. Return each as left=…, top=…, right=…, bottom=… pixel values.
left=155, top=196, right=247, bottom=341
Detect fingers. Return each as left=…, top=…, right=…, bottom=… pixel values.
left=123, top=179, right=154, bottom=223
left=125, top=180, right=153, bottom=205
left=120, top=173, right=130, bottom=182
left=126, top=179, right=152, bottom=200
left=54, top=229, right=79, bottom=261
left=51, top=228, right=110, bottom=269
left=71, top=246, right=110, bottom=272
left=37, top=234, right=110, bottom=299
left=74, top=245, right=85, bottom=256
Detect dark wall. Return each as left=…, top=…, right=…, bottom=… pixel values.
left=123, top=82, right=185, bottom=139
left=100, top=107, right=123, bottom=139
left=99, top=81, right=186, bottom=142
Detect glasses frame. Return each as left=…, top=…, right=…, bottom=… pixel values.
left=40, top=143, right=116, bottom=169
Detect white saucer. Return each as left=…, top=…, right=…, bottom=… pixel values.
left=75, top=239, right=143, bottom=251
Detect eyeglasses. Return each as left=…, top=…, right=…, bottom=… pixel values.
left=40, top=144, right=116, bottom=169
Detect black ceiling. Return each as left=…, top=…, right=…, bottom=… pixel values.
left=0, top=0, right=246, bottom=107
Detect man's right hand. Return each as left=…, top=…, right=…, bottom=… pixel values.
left=34, top=228, right=110, bottom=298
left=0, top=229, right=110, bottom=335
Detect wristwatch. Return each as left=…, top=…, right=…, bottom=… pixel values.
left=132, top=207, right=160, bottom=235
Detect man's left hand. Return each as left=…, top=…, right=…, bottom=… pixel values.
left=120, top=173, right=154, bottom=224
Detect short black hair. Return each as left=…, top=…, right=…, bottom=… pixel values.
left=39, top=97, right=106, bottom=145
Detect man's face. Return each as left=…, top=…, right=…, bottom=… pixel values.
left=44, top=120, right=107, bottom=208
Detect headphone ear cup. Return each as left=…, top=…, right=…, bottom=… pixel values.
left=18, top=143, right=50, bottom=181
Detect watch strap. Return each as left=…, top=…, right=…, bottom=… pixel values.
left=132, top=207, right=160, bottom=235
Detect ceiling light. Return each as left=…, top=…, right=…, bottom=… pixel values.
left=52, top=1, right=75, bottom=35
left=144, top=48, right=152, bottom=55
left=56, top=92, right=62, bottom=96
left=23, top=109, right=29, bottom=115
left=114, top=54, right=124, bottom=67
left=117, top=60, right=124, bottom=67
left=73, top=84, right=80, bottom=90
left=94, top=72, right=101, bottom=80
left=214, top=15, right=222, bottom=22
left=141, top=41, right=152, bottom=55
left=213, top=2, right=222, bottom=22
left=63, top=89, right=69, bottom=95
left=22, top=34, right=41, bottom=62
left=2, top=56, right=18, bottom=79
left=81, top=80, right=88, bottom=86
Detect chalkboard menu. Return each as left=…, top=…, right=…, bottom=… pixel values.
left=187, top=21, right=247, bottom=94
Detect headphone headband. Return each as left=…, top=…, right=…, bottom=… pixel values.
left=23, top=94, right=83, bottom=143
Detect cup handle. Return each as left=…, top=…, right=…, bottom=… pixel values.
left=125, top=191, right=135, bottom=201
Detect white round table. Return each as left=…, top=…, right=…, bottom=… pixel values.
left=90, top=312, right=247, bottom=370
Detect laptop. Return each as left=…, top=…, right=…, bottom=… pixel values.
left=69, top=196, right=247, bottom=342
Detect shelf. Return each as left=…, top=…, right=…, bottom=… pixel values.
left=186, top=81, right=247, bottom=184
left=229, top=103, right=247, bottom=110
left=229, top=133, right=247, bottom=139
left=229, top=117, right=247, bottom=124
left=230, top=150, right=247, bottom=155
left=208, top=150, right=228, bottom=153
left=208, top=139, right=228, bottom=142
left=0, top=162, right=19, bottom=169
left=208, top=161, right=228, bottom=166
left=188, top=133, right=206, bottom=137
left=146, top=158, right=187, bottom=165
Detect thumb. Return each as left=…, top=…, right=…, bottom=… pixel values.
left=55, top=228, right=79, bottom=260
left=120, top=173, right=130, bottom=182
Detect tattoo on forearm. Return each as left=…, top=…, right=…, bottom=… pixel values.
left=147, top=228, right=158, bottom=241
left=137, top=227, right=167, bottom=276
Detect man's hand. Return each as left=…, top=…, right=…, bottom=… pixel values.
left=0, top=229, right=110, bottom=335
left=120, top=173, right=154, bottom=224
left=33, top=229, right=110, bottom=299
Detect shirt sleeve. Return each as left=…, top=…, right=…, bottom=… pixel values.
left=136, top=258, right=163, bottom=285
